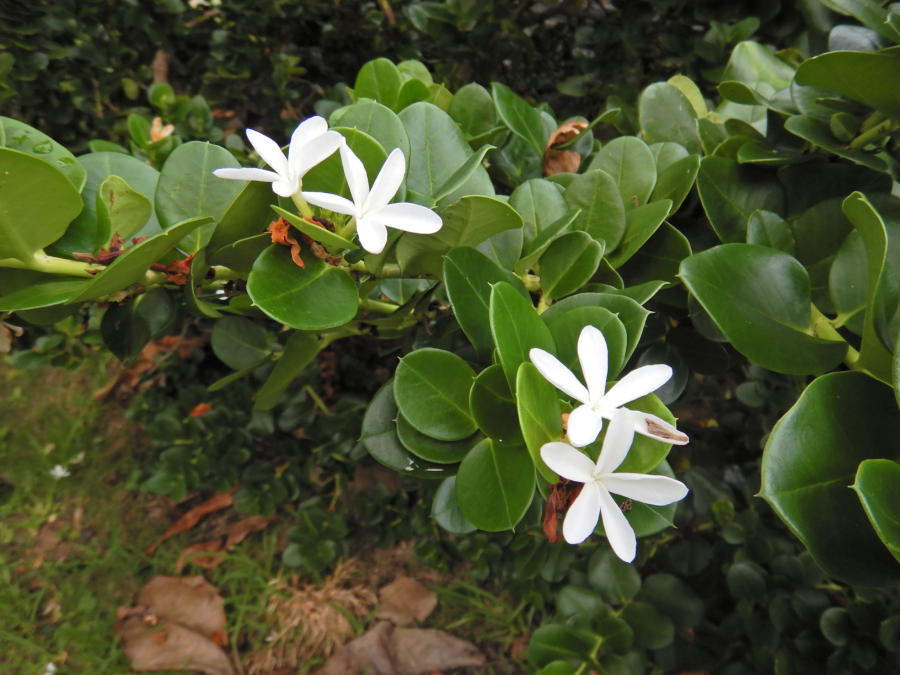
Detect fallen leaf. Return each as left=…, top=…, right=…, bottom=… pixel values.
left=135, top=575, right=228, bottom=646
left=543, top=120, right=588, bottom=176
left=147, top=489, right=235, bottom=554
left=117, top=611, right=235, bottom=675
left=315, top=621, right=484, bottom=675
left=375, top=576, right=437, bottom=625
left=175, top=515, right=274, bottom=573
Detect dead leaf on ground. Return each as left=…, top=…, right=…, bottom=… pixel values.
left=315, top=621, right=484, bottom=675
left=375, top=576, right=437, bottom=625
left=117, top=610, right=235, bottom=675
left=543, top=120, right=589, bottom=176
left=147, top=489, right=235, bottom=554
left=135, top=575, right=228, bottom=646
left=175, top=515, right=274, bottom=573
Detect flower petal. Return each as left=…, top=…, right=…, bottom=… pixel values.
left=334, top=141, right=369, bottom=207
left=629, top=410, right=690, bottom=445
left=595, top=409, right=635, bottom=474
left=365, top=148, right=405, bottom=211
left=272, top=178, right=298, bottom=198
left=528, top=348, right=590, bottom=404
left=288, top=116, right=328, bottom=176
left=246, top=128, right=288, bottom=177
left=294, top=131, right=343, bottom=180
left=562, top=481, right=602, bottom=544
left=540, top=441, right=596, bottom=482
left=602, top=364, right=673, bottom=412
left=601, top=473, right=689, bottom=506
left=597, top=486, right=637, bottom=562
left=356, top=217, right=389, bottom=254
left=212, top=167, right=280, bottom=183
left=367, top=202, right=442, bottom=234
left=566, top=404, right=604, bottom=448
left=578, top=325, right=608, bottom=404
left=302, top=191, right=358, bottom=217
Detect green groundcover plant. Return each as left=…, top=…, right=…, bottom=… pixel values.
left=2, top=2, right=900, bottom=670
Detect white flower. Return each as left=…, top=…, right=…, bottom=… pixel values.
left=49, top=465, right=70, bottom=479
left=529, top=325, right=689, bottom=448
left=302, top=144, right=442, bottom=254
left=541, top=409, right=689, bottom=560
left=213, top=116, right=342, bottom=197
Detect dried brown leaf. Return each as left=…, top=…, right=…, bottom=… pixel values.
left=375, top=576, right=437, bottom=625
left=175, top=515, right=274, bottom=573
left=117, top=612, right=235, bottom=675
left=135, top=575, right=228, bottom=645
left=543, top=120, right=588, bottom=176
left=147, top=490, right=235, bottom=554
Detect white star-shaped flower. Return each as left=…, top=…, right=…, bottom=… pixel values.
left=213, top=116, right=342, bottom=197
left=529, top=325, right=689, bottom=448
left=541, top=409, right=689, bottom=560
left=302, top=144, right=442, bottom=254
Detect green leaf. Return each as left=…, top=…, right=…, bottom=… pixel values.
left=564, top=170, right=626, bottom=249
left=396, top=414, right=476, bottom=463
left=96, top=175, right=152, bottom=244
left=101, top=299, right=151, bottom=363
left=760, top=371, right=900, bottom=586
left=444, top=247, right=525, bottom=360
left=353, top=58, right=403, bottom=110
left=0, top=280, right=89, bottom=311
left=247, top=245, right=358, bottom=331
left=155, top=141, right=244, bottom=251
left=618, top=223, right=691, bottom=286
left=455, top=438, right=535, bottom=531
left=397, top=195, right=522, bottom=278
left=608, top=200, right=672, bottom=269
left=207, top=181, right=275, bottom=256
left=784, top=115, right=888, bottom=172
left=795, top=51, right=900, bottom=118
left=680, top=244, right=847, bottom=374
left=254, top=332, right=322, bottom=410
left=556, top=585, right=608, bottom=620
left=696, top=156, right=786, bottom=243
left=69, top=217, right=213, bottom=302
left=271, top=206, right=356, bottom=251
left=651, top=154, right=700, bottom=215
left=638, top=83, right=701, bottom=154
left=490, top=281, right=555, bottom=391
left=622, top=601, right=675, bottom=650
left=399, top=102, right=494, bottom=202
left=449, top=83, right=497, bottom=139
left=0, top=148, right=82, bottom=261
left=432, top=476, right=477, bottom=534
left=586, top=136, right=656, bottom=207
left=510, top=178, right=569, bottom=245
left=491, top=82, right=547, bottom=156
left=395, top=348, right=477, bottom=441
left=469, top=364, right=524, bottom=446
left=637, top=573, right=704, bottom=629
left=330, top=100, right=411, bottom=159
left=433, top=144, right=496, bottom=206
left=853, top=459, right=900, bottom=565
left=540, top=231, right=604, bottom=300
left=515, top=362, right=561, bottom=482
left=0, top=116, right=85, bottom=191
left=211, top=316, right=270, bottom=371
left=747, top=209, right=795, bottom=254
left=360, top=380, right=453, bottom=479
left=528, top=625, right=597, bottom=667
left=303, top=126, right=389, bottom=201
left=721, top=41, right=795, bottom=90
left=588, top=547, right=641, bottom=605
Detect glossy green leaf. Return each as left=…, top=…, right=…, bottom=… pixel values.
left=608, top=200, right=672, bottom=269
left=208, top=233, right=269, bottom=275
left=638, top=83, right=701, bottom=154
left=399, top=101, right=494, bottom=202
left=680, top=244, right=847, bottom=374
left=360, top=380, right=453, bottom=479
left=510, top=179, right=568, bottom=244
left=490, top=281, right=555, bottom=391
left=247, top=245, right=358, bottom=330
left=854, top=459, right=900, bottom=564
left=397, top=195, right=522, bottom=278
left=469, top=364, right=524, bottom=445
left=0, top=116, right=85, bottom=191
left=564, top=170, right=626, bottom=249
left=330, top=99, right=411, bottom=159
left=0, top=148, right=82, bottom=261
left=722, top=41, right=795, bottom=90
left=587, top=547, right=641, bottom=605
left=353, top=57, right=403, bottom=110
left=211, top=316, right=270, bottom=371
left=156, top=141, right=243, bottom=250
left=69, top=216, right=212, bottom=302
left=622, top=601, right=675, bottom=650
left=696, top=156, right=785, bottom=243
left=444, top=247, right=525, bottom=359
left=540, top=231, right=604, bottom=300
left=271, top=206, right=356, bottom=251
left=587, top=136, right=656, bottom=207
left=0, top=280, right=89, bottom=311
left=433, top=144, right=495, bottom=206
left=637, top=573, right=704, bottom=629
left=796, top=51, right=900, bottom=118
left=515, top=362, right=561, bottom=482
left=760, top=371, right=900, bottom=586
left=747, top=209, right=795, bottom=253
left=432, top=476, right=477, bottom=534
left=395, top=348, right=477, bottom=441
left=528, top=625, right=598, bottom=667
left=207, top=180, right=274, bottom=255
left=618, top=223, right=691, bottom=286
left=455, top=438, right=535, bottom=531
left=491, top=82, right=547, bottom=156
left=784, top=115, right=887, bottom=172
left=101, top=299, right=151, bottom=363
left=254, top=332, right=322, bottom=411
left=96, top=174, right=152, bottom=244
left=396, top=414, right=476, bottom=463
left=651, top=154, right=699, bottom=216
left=449, top=83, right=497, bottom=139
left=302, top=126, right=388, bottom=201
